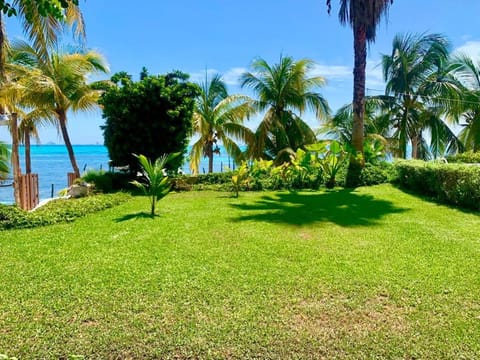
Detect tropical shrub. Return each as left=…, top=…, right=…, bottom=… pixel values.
left=81, top=170, right=131, bottom=193
left=307, top=140, right=348, bottom=189
left=130, top=154, right=174, bottom=217
left=0, top=193, right=130, bottom=230
left=446, top=151, right=480, bottom=164
left=231, top=162, right=249, bottom=198
left=395, top=160, right=480, bottom=210
left=100, top=70, right=199, bottom=174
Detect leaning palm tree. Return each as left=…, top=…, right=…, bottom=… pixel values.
left=240, top=55, right=330, bottom=165
left=327, top=0, right=393, bottom=186
left=10, top=40, right=108, bottom=178
left=190, top=74, right=254, bottom=174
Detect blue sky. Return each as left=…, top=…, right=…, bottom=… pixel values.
left=2, top=0, right=480, bottom=144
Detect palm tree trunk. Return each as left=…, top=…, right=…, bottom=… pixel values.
left=57, top=109, right=80, bottom=178
left=25, top=126, right=31, bottom=174
left=207, top=142, right=214, bottom=173
left=151, top=196, right=156, bottom=217
left=11, top=113, right=21, bottom=206
left=0, top=12, right=6, bottom=83
left=411, top=134, right=421, bottom=159
left=346, top=24, right=366, bottom=187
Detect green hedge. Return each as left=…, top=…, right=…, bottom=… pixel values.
left=395, top=160, right=480, bottom=210
left=446, top=151, right=480, bottom=164
left=360, top=162, right=396, bottom=186
left=0, top=192, right=131, bottom=230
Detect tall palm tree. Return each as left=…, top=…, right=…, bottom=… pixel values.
left=10, top=40, right=108, bottom=178
left=451, top=54, right=480, bottom=152
left=240, top=55, right=330, bottom=164
left=327, top=0, right=393, bottom=186
left=190, top=74, right=253, bottom=174
left=382, top=33, right=464, bottom=159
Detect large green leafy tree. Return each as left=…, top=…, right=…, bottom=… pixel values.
left=101, top=71, right=200, bottom=174
left=190, top=74, right=253, bottom=174
left=327, top=0, right=393, bottom=187
left=382, top=33, right=463, bottom=159
left=9, top=40, right=109, bottom=178
left=240, top=55, right=329, bottom=165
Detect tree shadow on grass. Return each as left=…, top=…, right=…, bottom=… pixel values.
left=115, top=212, right=158, bottom=222
left=229, top=189, right=409, bottom=227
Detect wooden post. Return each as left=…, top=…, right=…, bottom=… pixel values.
left=68, top=172, right=78, bottom=186
left=11, top=113, right=22, bottom=206
left=18, top=173, right=39, bottom=210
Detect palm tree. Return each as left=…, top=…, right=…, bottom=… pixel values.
left=240, top=55, right=330, bottom=165
left=327, top=0, right=393, bottom=186
left=382, top=33, right=464, bottom=159
left=190, top=74, right=254, bottom=174
left=0, top=0, right=84, bottom=80
left=321, top=97, right=395, bottom=159
left=451, top=54, right=480, bottom=152
left=10, top=41, right=108, bottom=178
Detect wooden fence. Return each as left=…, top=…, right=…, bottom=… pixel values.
left=19, top=173, right=39, bottom=211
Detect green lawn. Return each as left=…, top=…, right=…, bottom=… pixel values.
left=1, top=184, right=479, bottom=359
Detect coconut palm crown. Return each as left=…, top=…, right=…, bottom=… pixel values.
left=190, top=74, right=254, bottom=174
left=9, top=40, right=108, bottom=177
left=240, top=55, right=330, bottom=164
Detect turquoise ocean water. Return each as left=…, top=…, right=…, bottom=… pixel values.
left=0, top=145, right=236, bottom=204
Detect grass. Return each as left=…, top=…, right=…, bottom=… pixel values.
left=0, top=184, right=479, bottom=359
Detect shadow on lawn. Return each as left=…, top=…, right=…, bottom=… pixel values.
left=229, top=189, right=409, bottom=227
left=115, top=212, right=158, bottom=222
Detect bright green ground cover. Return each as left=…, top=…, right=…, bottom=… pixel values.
left=0, top=184, right=479, bottom=359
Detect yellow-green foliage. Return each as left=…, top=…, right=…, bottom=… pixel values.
left=231, top=162, right=249, bottom=197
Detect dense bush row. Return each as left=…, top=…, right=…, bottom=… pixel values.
left=446, top=151, right=480, bottom=164
left=395, top=160, right=480, bottom=210
left=0, top=193, right=131, bottom=230
left=171, top=160, right=394, bottom=192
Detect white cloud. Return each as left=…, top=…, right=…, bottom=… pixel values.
left=453, top=41, right=480, bottom=59
left=311, top=59, right=385, bottom=93
left=189, top=68, right=219, bottom=84
left=188, top=67, right=247, bottom=87
left=365, top=60, right=385, bottom=92
left=222, top=67, right=248, bottom=86
left=311, top=63, right=351, bottom=80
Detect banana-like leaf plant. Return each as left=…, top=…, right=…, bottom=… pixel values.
left=307, top=140, right=348, bottom=189
left=0, top=142, right=10, bottom=180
